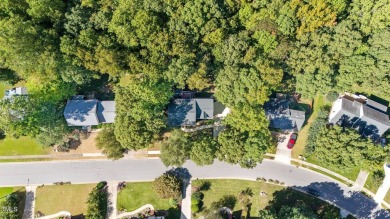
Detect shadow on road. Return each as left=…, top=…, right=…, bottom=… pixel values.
left=292, top=182, right=390, bottom=219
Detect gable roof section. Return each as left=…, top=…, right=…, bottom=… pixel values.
left=195, top=99, right=213, bottom=119
left=97, top=101, right=116, bottom=123
left=64, top=100, right=99, bottom=126
left=330, top=95, right=390, bottom=137
left=264, top=98, right=306, bottom=131
left=366, top=99, right=388, bottom=113
left=168, top=98, right=214, bottom=126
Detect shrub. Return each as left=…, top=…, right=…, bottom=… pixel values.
left=326, top=91, right=339, bottom=102
left=191, top=203, right=200, bottom=213
left=191, top=191, right=204, bottom=201
left=371, top=170, right=385, bottom=187
left=169, top=198, right=178, bottom=208
left=152, top=173, right=182, bottom=199
left=274, top=180, right=280, bottom=184
left=305, top=107, right=329, bottom=155
left=268, top=179, right=274, bottom=183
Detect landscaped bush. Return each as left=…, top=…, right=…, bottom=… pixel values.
left=326, top=91, right=339, bottom=102
left=0, top=193, right=20, bottom=219
left=152, top=173, right=182, bottom=199
left=191, top=203, right=200, bottom=213
left=169, top=198, right=178, bottom=208
left=191, top=191, right=204, bottom=202
left=86, top=181, right=108, bottom=219
left=371, top=170, right=385, bottom=187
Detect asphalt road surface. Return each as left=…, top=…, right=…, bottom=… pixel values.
left=0, top=159, right=388, bottom=218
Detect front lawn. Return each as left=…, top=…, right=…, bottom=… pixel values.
left=192, top=179, right=341, bottom=218
left=0, top=136, right=50, bottom=156
left=117, top=182, right=181, bottom=219
left=192, top=179, right=283, bottom=217
left=35, top=184, right=96, bottom=216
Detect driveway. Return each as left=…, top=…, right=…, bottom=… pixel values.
left=274, top=132, right=292, bottom=164
left=0, top=159, right=389, bottom=218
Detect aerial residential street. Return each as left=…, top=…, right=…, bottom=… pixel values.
left=0, top=159, right=389, bottom=218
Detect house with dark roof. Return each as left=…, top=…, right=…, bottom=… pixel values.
left=64, top=96, right=116, bottom=127
left=263, top=98, right=306, bottom=131
left=168, top=98, right=214, bottom=126
left=329, top=93, right=390, bottom=140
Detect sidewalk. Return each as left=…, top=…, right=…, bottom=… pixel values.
left=181, top=179, right=192, bottom=219
left=374, top=164, right=390, bottom=204
left=106, top=181, right=118, bottom=219
left=23, top=185, right=37, bottom=219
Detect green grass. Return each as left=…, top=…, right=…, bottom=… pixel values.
left=385, top=190, right=390, bottom=205
left=0, top=83, right=9, bottom=99
left=117, top=182, right=181, bottom=219
left=306, top=155, right=361, bottom=181
left=0, top=136, right=50, bottom=156
left=35, top=184, right=96, bottom=216
left=192, top=179, right=284, bottom=217
left=364, top=173, right=381, bottom=194
left=0, top=187, right=15, bottom=200
left=292, top=95, right=325, bottom=159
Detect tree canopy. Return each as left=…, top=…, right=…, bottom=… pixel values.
left=0, top=0, right=388, bottom=168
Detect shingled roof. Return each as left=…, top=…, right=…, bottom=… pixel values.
left=329, top=94, right=390, bottom=139
left=263, top=98, right=306, bottom=131
left=168, top=98, right=214, bottom=126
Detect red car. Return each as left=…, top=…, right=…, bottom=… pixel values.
left=287, top=133, right=298, bottom=149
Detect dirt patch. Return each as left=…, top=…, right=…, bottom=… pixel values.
left=49, top=132, right=102, bottom=155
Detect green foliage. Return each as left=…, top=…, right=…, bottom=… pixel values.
left=96, top=125, right=126, bottom=160
left=160, top=129, right=191, bottom=167
left=305, top=107, right=330, bottom=155
left=313, top=126, right=389, bottom=171
left=190, top=133, right=217, bottom=166
left=0, top=0, right=388, bottom=168
left=169, top=198, right=178, bottom=208
left=152, top=173, right=182, bottom=199
left=114, top=81, right=172, bottom=150
left=210, top=195, right=237, bottom=210
left=86, top=181, right=108, bottom=219
left=371, top=170, right=385, bottom=187
left=217, top=127, right=271, bottom=168
left=191, top=203, right=200, bottom=213
left=326, top=91, right=339, bottom=102
left=0, top=193, right=19, bottom=219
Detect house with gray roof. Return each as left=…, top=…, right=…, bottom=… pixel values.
left=168, top=98, right=214, bottom=126
left=64, top=97, right=116, bottom=127
left=263, top=98, right=306, bottom=131
left=329, top=93, right=390, bottom=140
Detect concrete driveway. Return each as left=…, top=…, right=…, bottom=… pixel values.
left=274, top=132, right=292, bottom=164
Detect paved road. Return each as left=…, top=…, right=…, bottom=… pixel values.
left=0, top=159, right=389, bottom=218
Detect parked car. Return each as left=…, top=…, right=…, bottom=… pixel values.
left=307, top=188, right=320, bottom=197
left=287, top=133, right=298, bottom=149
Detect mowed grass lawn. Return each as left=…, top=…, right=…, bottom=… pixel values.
left=35, top=184, right=96, bottom=216
left=117, top=182, right=180, bottom=219
left=0, top=187, right=26, bottom=218
left=0, top=136, right=50, bottom=156
left=192, top=179, right=283, bottom=216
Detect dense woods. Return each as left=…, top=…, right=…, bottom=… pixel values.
left=0, top=0, right=389, bottom=167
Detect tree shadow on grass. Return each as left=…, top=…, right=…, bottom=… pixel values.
left=288, top=182, right=390, bottom=219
